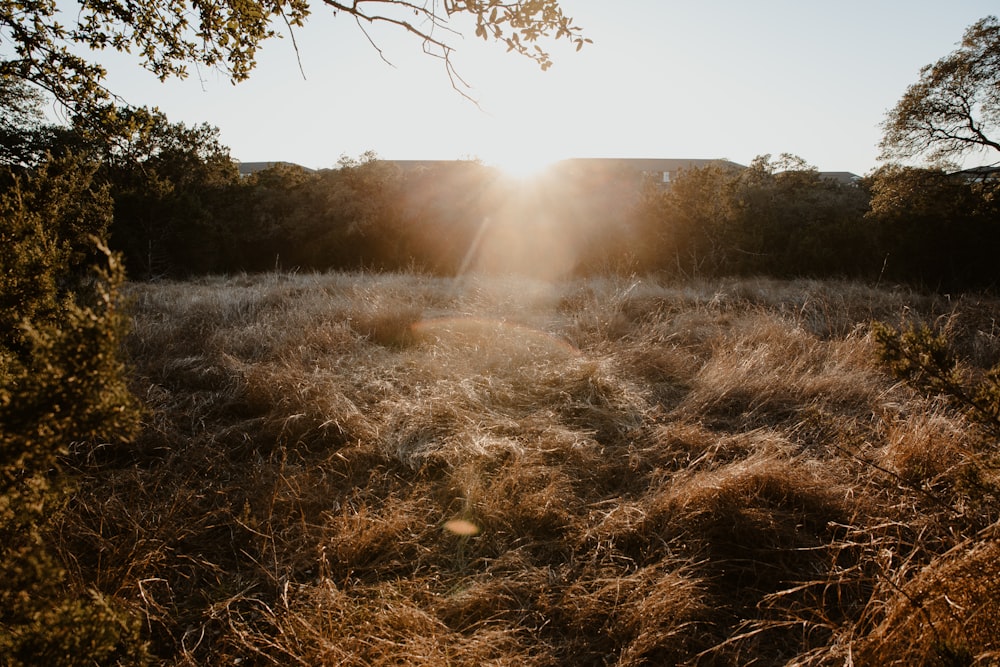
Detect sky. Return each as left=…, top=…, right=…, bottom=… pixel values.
left=88, top=1, right=1000, bottom=175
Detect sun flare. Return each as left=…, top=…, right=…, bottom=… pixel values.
left=489, top=150, right=560, bottom=182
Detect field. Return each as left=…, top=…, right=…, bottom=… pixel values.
left=59, top=272, right=1000, bottom=665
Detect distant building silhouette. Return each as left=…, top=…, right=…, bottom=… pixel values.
left=246, top=157, right=861, bottom=186
left=950, top=165, right=1000, bottom=183
left=236, top=161, right=316, bottom=177
left=817, top=171, right=862, bottom=186
left=557, top=158, right=745, bottom=186
left=383, top=157, right=745, bottom=186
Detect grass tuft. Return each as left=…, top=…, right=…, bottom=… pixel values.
left=51, top=272, right=1000, bottom=664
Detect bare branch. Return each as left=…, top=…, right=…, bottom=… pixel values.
left=278, top=6, right=308, bottom=80
left=2, top=0, right=585, bottom=129
left=881, top=16, right=1000, bottom=163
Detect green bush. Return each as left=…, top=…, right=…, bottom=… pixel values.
left=0, top=154, right=147, bottom=665
left=873, top=321, right=1000, bottom=436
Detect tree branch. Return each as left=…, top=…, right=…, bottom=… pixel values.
left=881, top=16, right=1000, bottom=163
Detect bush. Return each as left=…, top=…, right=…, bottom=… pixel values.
left=873, top=321, right=1000, bottom=436
left=0, top=154, right=147, bottom=664
left=865, top=166, right=1000, bottom=291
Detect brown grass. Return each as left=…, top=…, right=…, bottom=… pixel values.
left=54, top=272, right=1000, bottom=665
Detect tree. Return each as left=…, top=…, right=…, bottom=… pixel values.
left=642, top=161, right=741, bottom=277
left=641, top=155, right=871, bottom=279
left=2, top=0, right=587, bottom=124
left=727, top=154, right=870, bottom=277
left=307, top=153, right=409, bottom=270
left=97, top=107, right=241, bottom=276
left=865, top=164, right=1000, bottom=290
left=0, top=76, right=49, bottom=167
left=224, top=162, right=318, bottom=271
left=881, top=16, right=1000, bottom=164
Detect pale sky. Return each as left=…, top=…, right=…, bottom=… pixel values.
left=89, top=1, right=999, bottom=175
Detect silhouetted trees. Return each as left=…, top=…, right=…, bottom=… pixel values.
left=4, top=81, right=997, bottom=290
left=95, top=108, right=242, bottom=277
left=640, top=155, right=873, bottom=280
left=95, top=147, right=1000, bottom=292
left=865, top=165, right=1000, bottom=290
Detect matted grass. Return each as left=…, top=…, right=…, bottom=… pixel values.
left=56, top=272, right=1000, bottom=665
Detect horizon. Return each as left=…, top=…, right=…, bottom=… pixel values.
left=238, top=156, right=867, bottom=179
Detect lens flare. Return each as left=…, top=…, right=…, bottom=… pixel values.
left=443, top=519, right=481, bottom=536
left=489, top=152, right=558, bottom=182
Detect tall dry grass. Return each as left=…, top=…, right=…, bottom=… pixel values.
left=55, top=272, right=999, bottom=665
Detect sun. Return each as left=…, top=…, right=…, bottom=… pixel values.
left=488, top=149, right=560, bottom=182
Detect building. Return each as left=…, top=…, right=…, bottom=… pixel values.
left=951, top=165, right=1000, bottom=183
left=555, top=158, right=745, bottom=185
left=381, top=158, right=744, bottom=184
left=236, top=161, right=316, bottom=177
left=817, top=171, right=862, bottom=186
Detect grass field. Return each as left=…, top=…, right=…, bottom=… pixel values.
left=58, top=272, right=1000, bottom=665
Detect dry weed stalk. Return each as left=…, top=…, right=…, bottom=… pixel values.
left=51, top=272, right=1000, bottom=665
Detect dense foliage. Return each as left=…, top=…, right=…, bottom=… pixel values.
left=874, top=320, right=1000, bottom=437
left=643, top=155, right=873, bottom=279
left=99, top=150, right=998, bottom=292
left=866, top=164, right=1000, bottom=290
left=4, top=65, right=999, bottom=292
left=0, top=154, right=145, bottom=664
left=5, top=81, right=998, bottom=289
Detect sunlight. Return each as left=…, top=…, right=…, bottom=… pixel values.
left=488, top=149, right=560, bottom=182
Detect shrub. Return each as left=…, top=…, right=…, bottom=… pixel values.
left=873, top=321, right=1000, bottom=436
left=0, top=154, right=147, bottom=664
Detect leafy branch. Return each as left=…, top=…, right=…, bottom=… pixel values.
left=2, top=0, right=588, bottom=124
left=872, top=321, right=1000, bottom=437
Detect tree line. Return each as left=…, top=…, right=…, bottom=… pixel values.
left=5, top=93, right=1000, bottom=291
left=58, top=132, right=1000, bottom=291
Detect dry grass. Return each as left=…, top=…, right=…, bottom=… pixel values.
left=54, top=272, right=1000, bottom=665
left=855, top=536, right=1000, bottom=666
